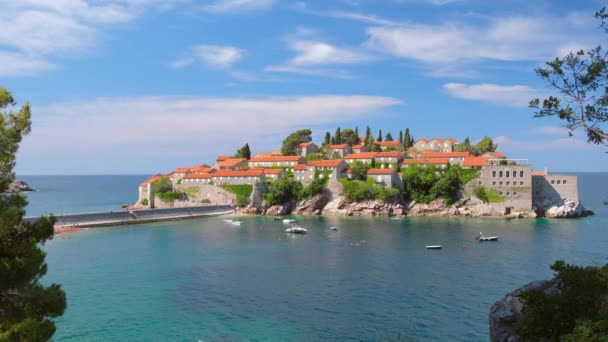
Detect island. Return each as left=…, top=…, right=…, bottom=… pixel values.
left=135, top=128, right=591, bottom=219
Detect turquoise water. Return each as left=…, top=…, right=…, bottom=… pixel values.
left=27, top=174, right=608, bottom=341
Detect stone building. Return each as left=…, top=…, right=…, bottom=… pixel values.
left=248, top=155, right=306, bottom=169
left=327, top=144, right=352, bottom=158
left=375, top=151, right=404, bottom=167
left=374, top=140, right=402, bottom=151
left=343, top=152, right=377, bottom=164
left=295, top=142, right=318, bottom=157
left=473, top=162, right=533, bottom=214
left=367, top=169, right=402, bottom=189
left=413, top=138, right=458, bottom=152
left=351, top=144, right=368, bottom=154
left=531, top=172, right=579, bottom=212
left=420, top=151, right=470, bottom=164
left=211, top=169, right=265, bottom=185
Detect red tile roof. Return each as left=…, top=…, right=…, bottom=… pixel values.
left=193, top=163, right=210, bottom=168
left=352, top=144, right=364, bottom=149
left=462, top=157, right=489, bottom=167
left=249, top=156, right=304, bottom=163
left=175, top=167, right=191, bottom=173
left=308, top=160, right=345, bottom=167
left=531, top=171, right=548, bottom=176
left=420, top=151, right=470, bottom=158
left=140, top=174, right=162, bottom=187
left=376, top=151, right=404, bottom=158
left=403, top=158, right=450, bottom=165
left=297, top=142, right=313, bottom=147
left=344, top=152, right=378, bottom=159
left=483, top=151, right=507, bottom=159
left=445, top=138, right=458, bottom=144
left=344, top=168, right=352, bottom=174
left=217, top=158, right=247, bottom=168
left=183, top=173, right=212, bottom=180
left=253, top=152, right=273, bottom=158
left=263, top=169, right=285, bottom=175
left=368, top=168, right=395, bottom=175
left=191, top=167, right=215, bottom=174
left=359, top=136, right=366, bottom=142
left=294, top=164, right=308, bottom=171
left=375, top=141, right=400, bottom=146
left=216, top=156, right=231, bottom=161
left=271, top=150, right=283, bottom=155
left=212, top=169, right=265, bottom=177
left=416, top=138, right=429, bottom=143
left=328, top=144, right=348, bottom=149
left=430, top=138, right=444, bottom=143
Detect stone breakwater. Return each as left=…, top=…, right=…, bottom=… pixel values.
left=238, top=191, right=592, bottom=219
left=24, top=205, right=234, bottom=230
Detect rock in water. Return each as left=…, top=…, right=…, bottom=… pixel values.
left=6, top=180, right=35, bottom=193
left=544, top=200, right=589, bottom=218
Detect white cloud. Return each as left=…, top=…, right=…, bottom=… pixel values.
left=443, top=83, right=541, bottom=107
left=0, top=0, right=183, bottom=76
left=266, top=29, right=373, bottom=78
left=364, top=15, right=600, bottom=71
left=533, top=126, right=570, bottom=137
left=495, top=135, right=602, bottom=152
left=172, top=45, right=244, bottom=69
left=19, top=95, right=401, bottom=173
left=202, top=0, right=275, bottom=13
left=0, top=52, right=59, bottom=76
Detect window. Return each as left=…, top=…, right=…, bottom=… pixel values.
left=492, top=171, right=496, bottom=177
left=563, top=180, right=567, bottom=184
left=492, top=181, right=496, bottom=185
left=499, top=191, right=503, bottom=195
left=499, top=181, right=503, bottom=185
left=513, top=192, right=517, bottom=196
left=478, top=181, right=482, bottom=185
left=506, top=171, right=510, bottom=177
left=557, top=180, right=561, bottom=184
left=513, top=172, right=517, bottom=178
left=499, top=171, right=503, bottom=177
left=506, top=191, right=510, bottom=196
left=520, top=171, right=524, bottom=177
left=551, top=180, right=554, bottom=184
left=520, top=181, right=524, bottom=185
left=506, top=181, right=510, bottom=185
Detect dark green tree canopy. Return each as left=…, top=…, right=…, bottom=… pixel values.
left=530, top=7, right=608, bottom=146
left=1, top=87, right=66, bottom=340
left=404, top=128, right=411, bottom=149
left=340, top=128, right=358, bottom=146
left=281, top=129, right=312, bottom=156
left=377, top=129, right=383, bottom=142
left=475, top=136, right=497, bottom=154
left=385, top=132, right=393, bottom=141
left=324, top=132, right=331, bottom=146
left=234, top=143, right=251, bottom=159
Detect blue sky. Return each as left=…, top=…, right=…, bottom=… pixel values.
left=3, top=0, right=607, bottom=174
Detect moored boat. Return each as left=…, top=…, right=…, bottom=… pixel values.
left=329, top=226, right=337, bottom=231
left=285, top=226, right=307, bottom=234
left=426, top=245, right=442, bottom=249
left=476, top=232, right=498, bottom=241
left=283, top=219, right=296, bottom=224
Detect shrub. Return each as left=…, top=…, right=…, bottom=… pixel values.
left=141, top=198, right=149, bottom=206
left=151, top=176, right=172, bottom=193
left=264, top=178, right=303, bottom=205
left=474, top=186, right=489, bottom=203
left=220, top=184, right=253, bottom=207
left=350, top=160, right=371, bottom=181
left=156, top=191, right=182, bottom=202
left=299, top=178, right=327, bottom=199
left=200, top=199, right=211, bottom=204
left=474, top=186, right=505, bottom=203
left=339, top=178, right=378, bottom=201
left=519, top=261, right=608, bottom=341
left=402, top=164, right=471, bottom=204
left=378, top=187, right=401, bottom=201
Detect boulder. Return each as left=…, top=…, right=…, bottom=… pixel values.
left=544, top=201, right=588, bottom=218
left=294, top=192, right=331, bottom=215
left=489, top=278, right=561, bottom=342
left=5, top=180, right=34, bottom=193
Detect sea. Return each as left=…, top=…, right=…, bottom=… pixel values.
left=16, top=173, right=608, bottom=341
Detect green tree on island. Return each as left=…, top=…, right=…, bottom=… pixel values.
left=234, top=143, right=251, bottom=159
left=475, top=136, right=497, bottom=154
left=404, top=128, right=412, bottom=149
left=340, top=128, right=358, bottom=146
left=323, top=132, right=331, bottom=146
left=385, top=132, right=394, bottom=141
left=281, top=129, right=312, bottom=156
left=530, top=7, right=608, bottom=146
left=0, top=87, right=66, bottom=340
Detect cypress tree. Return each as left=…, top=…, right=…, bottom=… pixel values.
left=324, top=132, right=331, bottom=146
left=377, top=129, right=383, bottom=142
left=399, top=130, right=403, bottom=144
left=385, top=132, right=393, bottom=141
left=335, top=127, right=342, bottom=145
left=404, top=128, right=411, bottom=149
left=354, top=127, right=359, bottom=143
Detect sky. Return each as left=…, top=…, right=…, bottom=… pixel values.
left=2, top=0, right=607, bottom=175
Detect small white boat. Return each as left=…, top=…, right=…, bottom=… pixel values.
left=285, top=226, right=307, bottom=234
left=231, top=221, right=243, bottom=226
left=426, top=245, right=442, bottom=249
left=329, top=226, right=337, bottom=231
left=476, top=232, right=498, bottom=241
left=223, top=219, right=233, bottom=223
left=283, top=219, right=296, bottom=224
left=479, top=236, right=498, bottom=241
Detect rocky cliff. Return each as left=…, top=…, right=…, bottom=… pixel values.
left=489, top=278, right=561, bottom=342
left=543, top=200, right=594, bottom=218
left=5, top=180, right=34, bottom=193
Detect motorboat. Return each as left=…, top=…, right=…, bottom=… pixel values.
left=231, top=221, right=243, bottom=226
left=329, top=226, right=338, bottom=231
left=476, top=232, right=498, bottom=241
left=285, top=226, right=307, bottom=234
left=283, top=219, right=296, bottom=224
left=426, top=245, right=442, bottom=249
left=222, top=219, right=234, bottom=223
